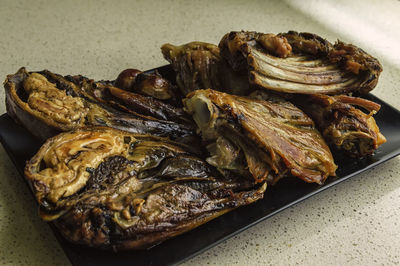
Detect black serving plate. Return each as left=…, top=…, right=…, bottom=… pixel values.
left=1, top=65, right=400, bottom=266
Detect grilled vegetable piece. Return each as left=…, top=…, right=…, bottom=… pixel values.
left=114, top=68, right=142, bottom=91
left=292, top=94, right=386, bottom=157
left=219, top=31, right=382, bottom=95
left=67, top=73, right=191, bottom=124
left=161, top=42, right=250, bottom=95
left=4, top=67, right=195, bottom=141
left=25, top=127, right=266, bottom=249
left=183, top=89, right=337, bottom=185
left=114, top=68, right=181, bottom=106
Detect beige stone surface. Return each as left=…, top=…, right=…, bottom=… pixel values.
left=0, top=0, right=399, bottom=265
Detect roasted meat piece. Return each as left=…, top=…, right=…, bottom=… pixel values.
left=4, top=67, right=194, bottom=141
left=292, top=94, right=386, bottom=157
left=219, top=31, right=382, bottom=95
left=161, top=42, right=250, bottom=95
left=183, top=89, right=337, bottom=185
left=25, top=127, right=266, bottom=249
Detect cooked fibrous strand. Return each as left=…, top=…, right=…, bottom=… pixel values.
left=161, top=42, right=250, bottom=95
left=250, top=71, right=360, bottom=94
left=184, top=89, right=337, bottom=185
left=249, top=49, right=346, bottom=84
left=292, top=94, right=386, bottom=157
left=4, top=67, right=194, bottom=141
left=219, top=31, right=382, bottom=95
left=25, top=127, right=266, bottom=249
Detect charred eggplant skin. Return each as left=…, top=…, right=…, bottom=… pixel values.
left=25, top=127, right=266, bottom=250
left=4, top=67, right=195, bottom=141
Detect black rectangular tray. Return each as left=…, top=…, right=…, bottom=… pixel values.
left=1, top=65, right=400, bottom=265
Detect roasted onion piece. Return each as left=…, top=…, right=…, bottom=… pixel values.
left=4, top=67, right=194, bottom=141
left=292, top=94, right=386, bottom=157
left=219, top=31, right=382, bottom=95
left=184, top=89, right=337, bottom=185
left=161, top=42, right=250, bottom=95
left=25, top=127, right=266, bottom=249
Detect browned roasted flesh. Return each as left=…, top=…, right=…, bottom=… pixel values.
left=25, top=127, right=266, bottom=250
left=4, top=67, right=195, bottom=141
left=292, top=94, right=386, bottom=157
left=219, top=31, right=382, bottom=95
left=183, top=89, right=337, bottom=185
left=161, top=42, right=250, bottom=95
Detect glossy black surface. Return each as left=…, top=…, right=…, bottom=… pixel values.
left=1, top=65, right=400, bottom=266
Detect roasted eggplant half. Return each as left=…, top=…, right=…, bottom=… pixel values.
left=292, top=94, right=386, bottom=157
left=219, top=31, right=382, bottom=95
left=184, top=89, right=337, bottom=185
left=4, top=67, right=195, bottom=141
left=25, top=127, right=266, bottom=250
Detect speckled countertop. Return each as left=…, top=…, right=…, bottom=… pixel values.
left=1, top=0, right=399, bottom=265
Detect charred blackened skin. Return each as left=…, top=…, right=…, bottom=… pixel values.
left=218, top=31, right=382, bottom=95
left=86, top=156, right=134, bottom=190
left=24, top=127, right=266, bottom=250
left=4, top=67, right=196, bottom=143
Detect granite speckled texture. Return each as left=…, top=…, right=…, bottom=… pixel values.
left=1, top=0, right=399, bottom=265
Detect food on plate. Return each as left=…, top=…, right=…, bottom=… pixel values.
left=183, top=89, right=337, bottom=185
left=161, top=42, right=221, bottom=95
left=292, top=94, right=386, bottom=157
left=114, top=68, right=181, bottom=106
left=67, top=71, right=190, bottom=124
left=2, top=29, right=388, bottom=251
left=4, top=67, right=195, bottom=141
left=161, top=42, right=250, bottom=95
left=219, top=31, right=382, bottom=95
left=24, top=127, right=266, bottom=249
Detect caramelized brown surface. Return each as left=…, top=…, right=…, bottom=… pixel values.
left=293, top=94, right=386, bottom=157
left=25, top=127, right=266, bottom=249
left=219, top=31, right=382, bottom=95
left=184, top=89, right=337, bottom=185
left=3, top=30, right=386, bottom=253
left=4, top=68, right=195, bottom=141
left=161, top=41, right=250, bottom=95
